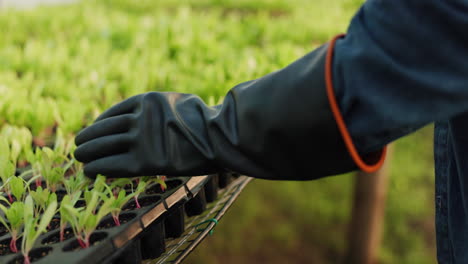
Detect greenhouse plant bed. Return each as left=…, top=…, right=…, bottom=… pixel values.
left=0, top=175, right=212, bottom=264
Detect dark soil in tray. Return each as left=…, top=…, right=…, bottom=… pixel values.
left=123, top=195, right=161, bottom=211
left=0, top=237, right=22, bottom=256
left=42, top=228, right=75, bottom=245
left=46, top=218, right=60, bottom=232
left=63, top=232, right=108, bottom=252
left=9, top=247, right=53, bottom=264
left=0, top=226, right=9, bottom=238
left=145, top=179, right=183, bottom=195
left=28, top=181, right=47, bottom=192
left=97, top=213, right=137, bottom=230
left=55, top=190, right=68, bottom=202
left=74, top=200, right=86, bottom=208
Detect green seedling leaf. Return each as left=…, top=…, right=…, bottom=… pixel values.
left=155, top=176, right=167, bottom=191
left=0, top=159, right=15, bottom=183
left=109, top=178, right=132, bottom=189
left=63, top=170, right=88, bottom=200
left=9, top=176, right=26, bottom=202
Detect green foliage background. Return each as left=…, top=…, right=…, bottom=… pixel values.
left=0, top=0, right=436, bottom=263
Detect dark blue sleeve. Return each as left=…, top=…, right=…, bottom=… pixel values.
left=333, top=0, right=468, bottom=153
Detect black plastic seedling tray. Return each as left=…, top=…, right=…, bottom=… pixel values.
left=146, top=175, right=252, bottom=264
left=0, top=175, right=213, bottom=264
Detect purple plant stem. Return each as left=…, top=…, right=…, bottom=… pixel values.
left=113, top=215, right=121, bottom=226
left=134, top=196, right=141, bottom=209
left=60, top=226, right=65, bottom=241
left=23, top=254, right=31, bottom=264
left=35, top=177, right=42, bottom=188
left=9, top=237, right=17, bottom=253
left=78, top=238, right=87, bottom=249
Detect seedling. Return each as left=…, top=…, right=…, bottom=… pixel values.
left=21, top=196, right=57, bottom=264
left=132, top=178, right=150, bottom=209
left=0, top=125, right=33, bottom=167
left=59, top=194, right=80, bottom=242
left=108, top=178, right=132, bottom=198
left=29, top=186, right=57, bottom=216
left=132, top=176, right=165, bottom=208
left=106, top=190, right=134, bottom=226
left=8, top=176, right=27, bottom=202
left=64, top=177, right=112, bottom=248
left=31, top=147, right=71, bottom=192
left=155, top=176, right=167, bottom=192
left=0, top=198, right=25, bottom=253
left=0, top=138, right=17, bottom=202
left=63, top=170, right=88, bottom=201
left=102, top=178, right=135, bottom=225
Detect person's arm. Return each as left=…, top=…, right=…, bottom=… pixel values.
left=74, top=0, right=468, bottom=180
left=74, top=42, right=383, bottom=180
left=333, top=0, right=468, bottom=153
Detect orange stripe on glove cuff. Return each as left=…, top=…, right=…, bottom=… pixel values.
left=325, top=34, right=387, bottom=173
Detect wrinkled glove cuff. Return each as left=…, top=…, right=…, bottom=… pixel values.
left=326, top=34, right=387, bottom=173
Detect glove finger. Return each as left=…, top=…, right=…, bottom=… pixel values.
left=75, top=114, right=134, bottom=146
left=83, top=153, right=142, bottom=178
left=95, top=95, right=140, bottom=122
left=74, top=134, right=132, bottom=163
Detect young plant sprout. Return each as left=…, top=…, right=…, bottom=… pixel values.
left=21, top=196, right=57, bottom=264
left=132, top=178, right=150, bottom=209
left=100, top=177, right=135, bottom=226
left=53, top=128, right=75, bottom=160
left=61, top=176, right=110, bottom=248
left=31, top=147, right=70, bottom=192
left=63, top=189, right=111, bottom=248
left=59, top=194, right=80, bottom=242
left=108, top=178, right=132, bottom=198
left=29, top=186, right=57, bottom=216
left=155, top=176, right=167, bottom=192
left=0, top=138, right=17, bottom=202
left=8, top=176, right=27, bottom=202
left=0, top=125, right=33, bottom=168
left=132, top=176, right=165, bottom=208
left=0, top=199, right=25, bottom=253
left=0, top=163, right=16, bottom=203
left=15, top=127, right=33, bottom=167
left=63, top=170, right=89, bottom=201
left=45, top=166, right=68, bottom=193
left=0, top=127, right=21, bottom=166
left=106, top=189, right=135, bottom=226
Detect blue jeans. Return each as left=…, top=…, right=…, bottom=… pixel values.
left=333, top=1, right=468, bottom=263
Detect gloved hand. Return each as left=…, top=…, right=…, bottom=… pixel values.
left=74, top=37, right=385, bottom=179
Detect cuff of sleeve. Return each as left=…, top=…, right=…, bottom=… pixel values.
left=325, top=34, right=387, bottom=173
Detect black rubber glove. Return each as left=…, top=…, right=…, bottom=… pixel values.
left=75, top=41, right=384, bottom=179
